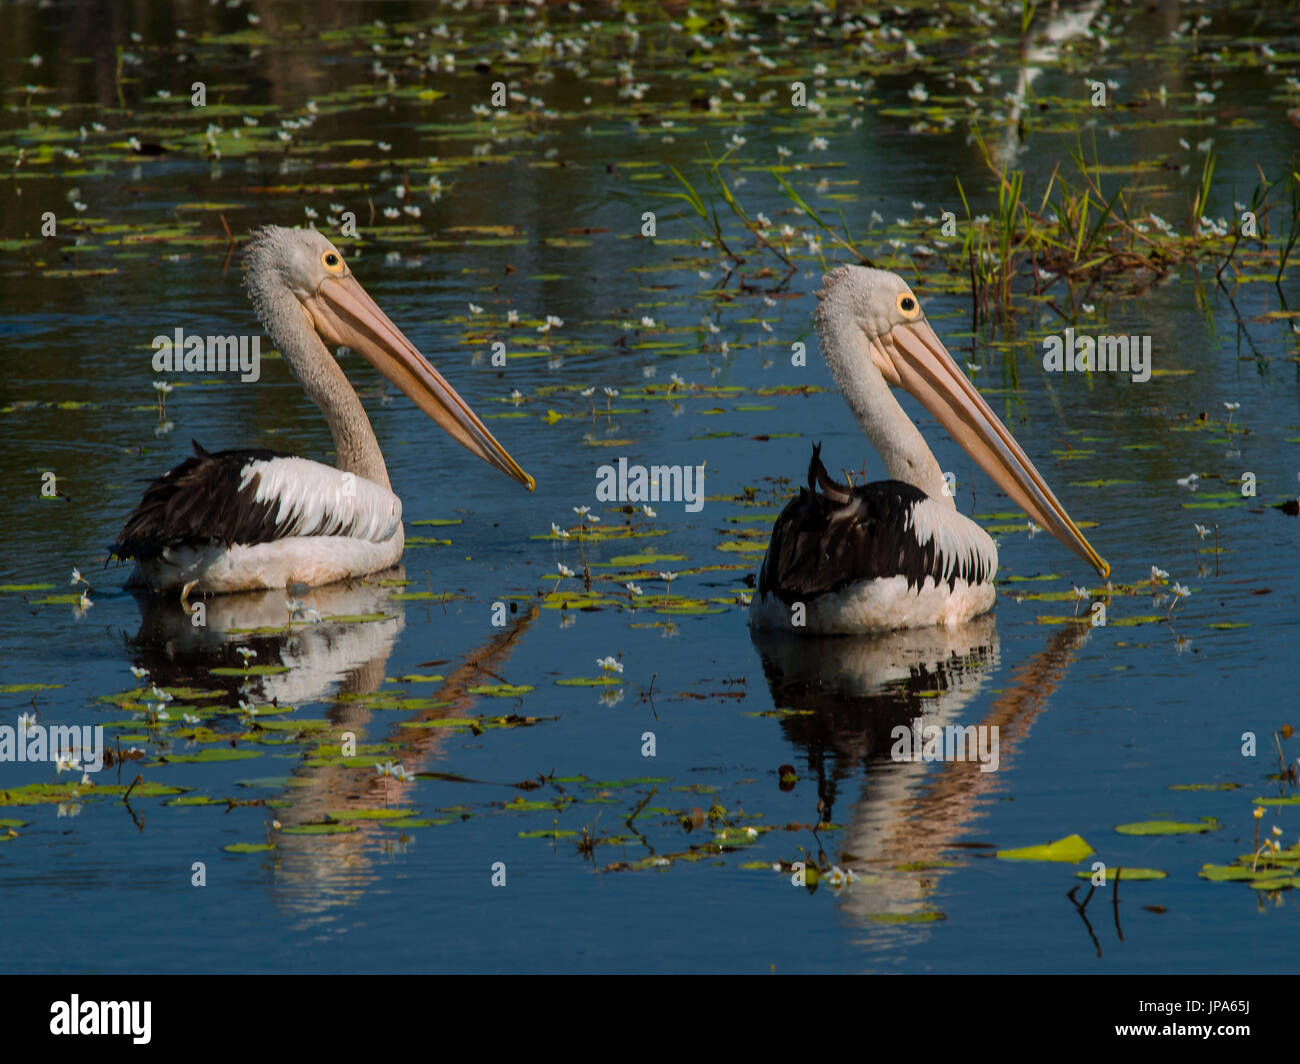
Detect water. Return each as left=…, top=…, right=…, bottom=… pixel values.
left=1, top=0, right=1298, bottom=973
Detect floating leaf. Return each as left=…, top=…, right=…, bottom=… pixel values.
left=1199, top=864, right=1257, bottom=882
left=1073, top=867, right=1167, bottom=881
left=996, top=834, right=1094, bottom=862
left=159, top=749, right=262, bottom=764
left=1115, top=819, right=1220, bottom=835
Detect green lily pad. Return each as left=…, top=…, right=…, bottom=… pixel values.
left=0, top=781, right=184, bottom=805
left=996, top=834, right=1094, bottom=862
left=1248, top=876, right=1296, bottom=890
left=466, top=684, right=534, bottom=697
left=1115, top=819, right=1220, bottom=835
left=158, top=749, right=263, bottom=763
left=1073, top=867, right=1167, bottom=881
left=209, top=665, right=290, bottom=676
left=1199, top=864, right=1257, bottom=882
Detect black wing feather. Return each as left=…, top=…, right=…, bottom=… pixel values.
left=757, top=444, right=990, bottom=603
left=112, top=441, right=296, bottom=560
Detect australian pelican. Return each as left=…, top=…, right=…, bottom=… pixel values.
left=750, top=265, right=1108, bottom=634
left=113, top=226, right=533, bottom=597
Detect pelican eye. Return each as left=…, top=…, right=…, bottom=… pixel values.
left=321, top=250, right=344, bottom=273
left=897, top=293, right=920, bottom=318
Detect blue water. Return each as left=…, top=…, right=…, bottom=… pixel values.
left=1, top=0, right=1298, bottom=973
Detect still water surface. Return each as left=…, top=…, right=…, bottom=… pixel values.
left=1, top=0, right=1298, bottom=972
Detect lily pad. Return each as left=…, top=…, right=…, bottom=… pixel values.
left=466, top=684, right=534, bottom=697
left=996, top=834, right=1094, bottom=862
left=1114, top=820, right=1220, bottom=835
left=280, top=823, right=358, bottom=836
left=1073, top=867, right=1167, bottom=881
left=158, top=749, right=262, bottom=764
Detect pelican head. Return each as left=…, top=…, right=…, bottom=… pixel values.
left=816, top=265, right=1108, bottom=579
left=243, top=225, right=534, bottom=491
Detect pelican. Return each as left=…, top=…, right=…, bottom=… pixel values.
left=113, top=226, right=533, bottom=596
left=749, top=265, right=1108, bottom=634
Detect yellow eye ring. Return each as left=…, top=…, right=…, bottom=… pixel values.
left=897, top=292, right=920, bottom=318
left=321, top=250, right=344, bottom=273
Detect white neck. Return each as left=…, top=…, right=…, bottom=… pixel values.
left=247, top=264, right=391, bottom=490
left=816, top=300, right=951, bottom=506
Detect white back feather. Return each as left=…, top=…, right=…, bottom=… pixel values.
left=241, top=457, right=401, bottom=543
